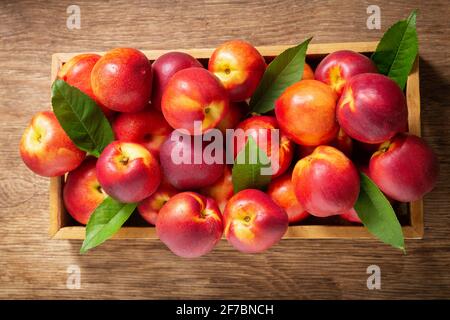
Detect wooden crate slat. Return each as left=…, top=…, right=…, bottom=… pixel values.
left=49, top=42, right=423, bottom=240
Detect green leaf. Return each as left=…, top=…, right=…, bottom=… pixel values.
left=371, top=10, right=418, bottom=90
left=249, top=37, right=312, bottom=114
left=232, top=136, right=271, bottom=193
left=80, top=197, right=136, bottom=254
left=51, top=79, right=114, bottom=157
left=354, top=172, right=405, bottom=252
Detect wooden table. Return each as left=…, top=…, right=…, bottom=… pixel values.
left=1, top=0, right=449, bottom=299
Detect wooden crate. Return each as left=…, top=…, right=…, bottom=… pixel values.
left=49, top=42, right=423, bottom=240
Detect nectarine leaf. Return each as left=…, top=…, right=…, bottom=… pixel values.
left=354, top=172, right=405, bottom=253
left=371, top=10, right=418, bottom=90
left=51, top=79, right=114, bottom=157
left=80, top=197, right=136, bottom=254
left=232, top=136, right=271, bottom=193
left=249, top=37, right=312, bottom=114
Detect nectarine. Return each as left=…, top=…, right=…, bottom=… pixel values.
left=20, top=111, right=85, bottom=177
left=315, top=50, right=378, bottom=96
left=337, top=73, right=408, bottom=144
left=223, top=189, right=288, bottom=253
left=292, top=146, right=360, bottom=217
left=159, top=130, right=224, bottom=190
left=151, top=52, right=203, bottom=111
left=208, top=40, right=266, bottom=101
left=302, top=63, right=315, bottom=80
left=156, top=192, right=223, bottom=258
left=199, top=165, right=233, bottom=212
left=96, top=141, right=161, bottom=203
left=216, top=101, right=248, bottom=134
left=267, top=172, right=309, bottom=224
left=138, top=180, right=178, bottom=225
left=161, top=68, right=229, bottom=134
left=275, top=80, right=339, bottom=146
left=112, top=108, right=172, bottom=159
left=369, top=133, right=439, bottom=202
left=57, top=53, right=114, bottom=118
left=63, top=158, right=107, bottom=225
left=233, top=115, right=294, bottom=178
left=91, top=48, right=152, bottom=113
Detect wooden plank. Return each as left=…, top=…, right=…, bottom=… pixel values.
left=406, top=57, right=421, bottom=136
left=54, top=41, right=379, bottom=62
left=3, top=0, right=448, bottom=299
left=53, top=225, right=421, bottom=240
left=405, top=57, right=424, bottom=238
left=48, top=54, right=63, bottom=238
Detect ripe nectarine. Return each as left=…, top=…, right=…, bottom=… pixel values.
left=64, top=158, right=107, bottom=225
left=199, top=165, right=234, bottom=212
left=91, top=48, right=152, bottom=113
left=57, top=53, right=114, bottom=118
left=267, top=172, right=309, bottom=224
left=224, top=189, right=288, bottom=253
left=292, top=146, right=360, bottom=217
left=315, top=50, right=377, bottom=96
left=20, top=111, right=85, bottom=177
left=369, top=133, right=439, bottom=202
left=138, top=180, right=178, bottom=225
left=233, top=115, right=294, bottom=178
left=275, top=80, right=339, bottom=146
left=209, top=40, right=266, bottom=101
left=161, top=68, right=229, bottom=134
left=151, top=52, right=203, bottom=110
left=156, top=192, right=223, bottom=258
left=96, top=141, right=161, bottom=203
left=159, top=130, right=224, bottom=190
left=337, top=73, right=408, bottom=144
left=112, top=108, right=172, bottom=159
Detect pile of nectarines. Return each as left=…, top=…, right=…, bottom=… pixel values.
left=20, top=41, right=439, bottom=257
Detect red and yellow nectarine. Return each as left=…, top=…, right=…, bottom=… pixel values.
left=20, top=111, right=85, bottom=177
left=233, top=115, right=294, bottom=178
left=91, top=48, right=152, bottom=113
left=159, top=130, right=224, bottom=190
left=199, top=165, right=234, bottom=212
left=151, top=52, right=203, bottom=111
left=315, top=50, right=378, bottom=96
left=369, top=133, right=439, bottom=202
left=337, top=73, right=408, bottom=144
left=302, top=63, right=315, bottom=80
left=112, top=108, right=172, bottom=159
left=96, top=141, right=161, bottom=203
left=292, top=146, right=360, bottom=217
left=63, top=158, right=107, bottom=225
left=209, top=40, right=266, bottom=101
left=161, top=68, right=229, bottom=134
left=57, top=53, right=114, bottom=118
left=156, top=192, right=223, bottom=258
left=275, top=80, right=339, bottom=146
left=267, top=172, right=309, bottom=224
left=223, top=189, right=288, bottom=253
left=138, top=180, right=178, bottom=225
left=216, top=101, right=248, bottom=134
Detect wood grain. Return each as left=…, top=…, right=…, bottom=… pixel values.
left=1, top=0, right=450, bottom=299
